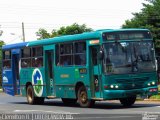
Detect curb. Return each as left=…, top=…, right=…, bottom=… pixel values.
left=143, top=99, right=160, bottom=102
left=136, top=99, right=160, bottom=102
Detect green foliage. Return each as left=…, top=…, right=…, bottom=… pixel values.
left=150, top=85, right=160, bottom=100
left=122, top=0, right=160, bottom=47
left=0, top=41, right=5, bottom=46
left=36, top=23, right=93, bottom=40
left=36, top=28, right=51, bottom=40
left=57, top=23, right=93, bottom=36
left=150, top=94, right=160, bottom=99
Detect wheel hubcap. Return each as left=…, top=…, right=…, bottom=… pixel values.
left=80, top=91, right=87, bottom=103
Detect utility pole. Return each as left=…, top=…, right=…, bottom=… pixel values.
left=22, top=22, right=25, bottom=42
left=0, top=25, right=3, bottom=36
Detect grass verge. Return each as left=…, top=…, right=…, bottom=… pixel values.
left=149, top=85, right=160, bottom=100
left=0, top=86, right=2, bottom=92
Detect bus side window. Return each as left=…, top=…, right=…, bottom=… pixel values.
left=21, top=48, right=31, bottom=68
left=32, top=47, right=43, bottom=67
left=60, top=43, right=73, bottom=66
left=3, top=60, right=11, bottom=69
left=61, top=55, right=72, bottom=65
left=3, top=50, right=11, bottom=69
left=74, top=42, right=86, bottom=65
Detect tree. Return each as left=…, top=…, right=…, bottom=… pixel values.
left=36, top=28, right=51, bottom=40
left=57, top=23, right=93, bottom=36
left=36, top=23, right=93, bottom=40
left=122, top=0, right=160, bottom=47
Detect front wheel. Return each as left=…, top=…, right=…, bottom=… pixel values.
left=27, top=85, right=36, bottom=104
left=119, top=96, right=136, bottom=107
left=26, top=85, right=44, bottom=105
left=77, top=86, right=95, bottom=107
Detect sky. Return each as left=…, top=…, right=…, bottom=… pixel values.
left=0, top=0, right=145, bottom=44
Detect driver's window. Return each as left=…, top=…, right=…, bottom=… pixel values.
left=110, top=43, right=125, bottom=66
left=140, top=42, right=152, bottom=61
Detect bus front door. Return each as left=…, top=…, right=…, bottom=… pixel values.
left=12, top=50, right=20, bottom=95
left=44, top=45, right=55, bottom=96
left=90, top=46, right=102, bottom=98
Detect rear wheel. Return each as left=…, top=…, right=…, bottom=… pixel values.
left=26, top=85, right=44, bottom=105
left=77, top=86, right=95, bottom=107
left=120, top=96, right=136, bottom=107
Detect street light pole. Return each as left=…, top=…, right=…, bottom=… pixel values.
left=22, top=22, right=25, bottom=42
left=0, top=25, right=3, bottom=36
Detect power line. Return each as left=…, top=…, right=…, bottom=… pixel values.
left=0, top=5, right=137, bottom=13
left=6, top=36, right=22, bottom=44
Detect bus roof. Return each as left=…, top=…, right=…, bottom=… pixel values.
left=96, top=28, right=149, bottom=32
left=28, top=31, right=101, bottom=46
left=2, top=42, right=28, bottom=50
left=28, top=28, right=149, bottom=46
left=2, top=29, right=150, bottom=48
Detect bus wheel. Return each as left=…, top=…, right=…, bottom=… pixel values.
left=27, top=85, right=36, bottom=104
left=77, top=86, right=95, bottom=107
left=27, top=85, right=45, bottom=105
left=119, top=96, right=136, bottom=107
left=61, top=98, right=77, bottom=105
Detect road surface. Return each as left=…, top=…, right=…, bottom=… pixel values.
left=0, top=92, right=160, bottom=120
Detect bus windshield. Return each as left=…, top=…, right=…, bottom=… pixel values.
left=103, top=41, right=156, bottom=74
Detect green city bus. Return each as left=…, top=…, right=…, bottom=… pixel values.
left=2, top=29, right=158, bottom=107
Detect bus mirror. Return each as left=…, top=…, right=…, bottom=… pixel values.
left=98, top=49, right=104, bottom=60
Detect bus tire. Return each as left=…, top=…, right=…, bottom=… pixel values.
left=119, top=96, right=136, bottom=107
left=27, top=85, right=45, bottom=105
left=61, top=98, right=77, bottom=105
left=26, top=85, right=36, bottom=105
left=77, top=86, right=95, bottom=107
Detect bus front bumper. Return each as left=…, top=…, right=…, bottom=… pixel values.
left=103, top=87, right=158, bottom=100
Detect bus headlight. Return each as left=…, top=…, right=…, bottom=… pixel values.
left=147, top=81, right=156, bottom=86
left=110, top=85, right=119, bottom=89
left=110, top=85, right=114, bottom=88
left=152, top=82, right=155, bottom=85
left=147, top=83, right=151, bottom=86
left=115, top=85, right=119, bottom=89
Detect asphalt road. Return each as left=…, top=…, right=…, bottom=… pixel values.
left=0, top=92, right=160, bottom=120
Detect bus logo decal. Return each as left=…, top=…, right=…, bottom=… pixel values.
left=32, top=68, right=43, bottom=97
left=3, top=76, right=8, bottom=83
